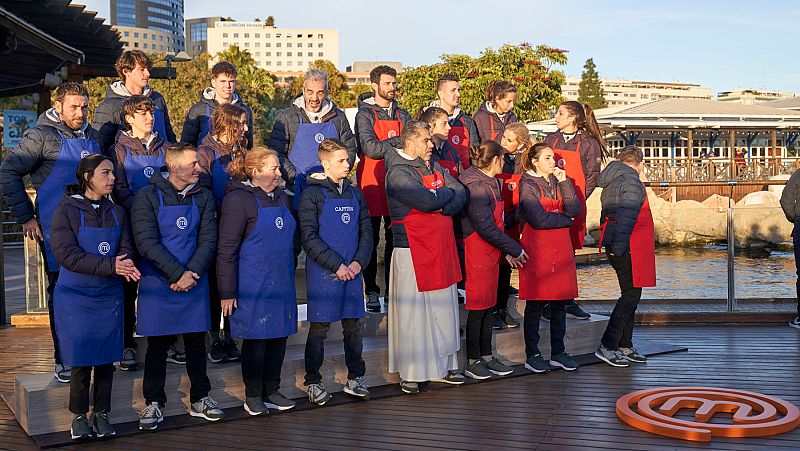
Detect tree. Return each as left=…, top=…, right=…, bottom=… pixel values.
left=398, top=43, right=568, bottom=122
left=265, top=16, right=275, bottom=26
left=287, top=59, right=361, bottom=108
left=578, top=58, right=607, bottom=110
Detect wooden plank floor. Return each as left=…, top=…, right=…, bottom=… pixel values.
left=1, top=325, right=800, bottom=450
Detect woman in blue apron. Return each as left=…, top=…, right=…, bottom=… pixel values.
left=216, top=147, right=298, bottom=415
left=51, top=154, right=139, bottom=439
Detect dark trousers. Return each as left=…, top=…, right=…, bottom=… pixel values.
left=601, top=253, right=642, bottom=350
left=304, top=318, right=365, bottom=385
left=466, top=309, right=493, bottom=359
left=523, top=301, right=566, bottom=357
left=241, top=337, right=287, bottom=399
left=45, top=269, right=62, bottom=364
left=496, top=264, right=512, bottom=311
left=69, top=364, right=114, bottom=414
left=364, top=216, right=393, bottom=295
left=122, top=280, right=138, bottom=349
left=143, top=332, right=210, bottom=405
left=794, top=231, right=800, bottom=316
left=207, top=266, right=231, bottom=339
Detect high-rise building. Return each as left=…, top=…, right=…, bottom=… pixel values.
left=717, top=88, right=797, bottom=105
left=186, top=17, right=223, bottom=57
left=110, top=0, right=185, bottom=53
left=561, top=77, right=712, bottom=107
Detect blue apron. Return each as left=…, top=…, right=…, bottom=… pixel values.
left=210, top=150, right=232, bottom=204
left=54, top=208, right=123, bottom=366
left=288, top=114, right=338, bottom=207
left=197, top=104, right=212, bottom=146
left=152, top=105, right=168, bottom=143
left=230, top=194, right=297, bottom=339
left=123, top=146, right=164, bottom=194
left=38, top=130, right=101, bottom=272
left=136, top=191, right=211, bottom=336
left=306, top=187, right=365, bottom=322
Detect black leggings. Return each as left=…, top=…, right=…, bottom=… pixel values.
left=466, top=308, right=493, bottom=360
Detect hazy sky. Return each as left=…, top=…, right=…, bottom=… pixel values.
left=76, top=0, right=800, bottom=95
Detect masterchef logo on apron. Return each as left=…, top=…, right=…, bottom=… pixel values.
left=176, top=216, right=188, bottom=229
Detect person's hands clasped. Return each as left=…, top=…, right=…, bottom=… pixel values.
left=114, top=253, right=141, bottom=282
left=347, top=261, right=362, bottom=277
left=22, top=218, right=43, bottom=241
left=553, top=167, right=567, bottom=183
left=221, top=298, right=237, bottom=317
left=336, top=264, right=355, bottom=281
left=171, top=271, right=199, bottom=292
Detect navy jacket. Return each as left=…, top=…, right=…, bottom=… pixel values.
left=458, top=166, right=522, bottom=257
left=598, top=160, right=647, bottom=256
left=544, top=131, right=603, bottom=199
left=518, top=171, right=581, bottom=230
left=112, top=130, right=169, bottom=211
left=181, top=88, right=254, bottom=148
left=354, top=92, right=412, bottom=160
left=472, top=101, right=518, bottom=145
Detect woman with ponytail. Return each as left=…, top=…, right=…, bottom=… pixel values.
left=473, top=80, right=518, bottom=145
left=419, top=106, right=462, bottom=178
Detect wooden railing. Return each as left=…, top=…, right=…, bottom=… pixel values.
left=641, top=157, right=800, bottom=182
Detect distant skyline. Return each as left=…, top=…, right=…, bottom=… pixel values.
left=75, top=0, right=800, bottom=95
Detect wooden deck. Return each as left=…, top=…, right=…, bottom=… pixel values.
left=1, top=324, right=800, bottom=450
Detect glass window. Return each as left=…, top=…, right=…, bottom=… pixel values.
left=244, top=33, right=249, bottom=38
left=233, top=33, right=239, bottom=38
left=134, top=32, right=139, bottom=38
left=276, top=42, right=281, bottom=47
left=308, top=43, right=312, bottom=48
left=255, top=33, right=260, bottom=38
left=277, top=52, right=281, bottom=56
left=287, top=43, right=292, bottom=48
left=255, top=42, right=260, bottom=47
left=134, top=42, right=139, bottom=47
left=124, top=31, right=129, bottom=37
left=266, top=52, right=271, bottom=56
left=190, top=23, right=207, bottom=42
left=265, top=33, right=271, bottom=38
left=244, top=42, right=250, bottom=47
left=255, top=52, right=260, bottom=57
left=308, top=34, right=313, bottom=38
left=287, top=52, right=292, bottom=56
left=318, top=34, right=323, bottom=39
left=318, top=52, right=323, bottom=57
left=266, top=43, right=271, bottom=47
left=297, top=52, right=302, bottom=56
left=223, top=42, right=228, bottom=47
left=277, top=61, right=282, bottom=66
left=143, top=43, right=148, bottom=49
left=223, top=33, right=228, bottom=38
left=266, top=61, right=271, bottom=66
left=288, top=61, right=292, bottom=66
left=318, top=43, right=323, bottom=47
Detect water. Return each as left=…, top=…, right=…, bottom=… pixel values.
left=575, top=245, right=796, bottom=300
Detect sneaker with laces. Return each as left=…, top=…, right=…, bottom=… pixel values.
left=620, top=347, right=647, bottom=363
left=166, top=342, right=186, bottom=365
left=485, top=357, right=514, bottom=376
left=502, top=310, right=520, bottom=328
left=307, top=383, right=331, bottom=406
left=70, top=414, right=91, bottom=440
left=343, top=376, right=370, bottom=399
left=366, top=291, right=381, bottom=313
left=54, top=364, right=71, bottom=383
left=464, top=360, right=492, bottom=380
left=549, top=352, right=579, bottom=371
left=243, top=396, right=267, bottom=416
left=190, top=396, right=225, bottom=421
left=565, top=301, right=591, bottom=320
left=207, top=338, right=227, bottom=363
left=265, top=391, right=296, bottom=410
left=92, top=411, right=115, bottom=437
left=790, top=316, right=800, bottom=330
left=492, top=311, right=508, bottom=330
left=138, top=402, right=163, bottom=430
left=120, top=347, right=137, bottom=371
left=524, top=354, right=551, bottom=373
left=431, top=371, right=466, bottom=385
left=223, top=339, right=240, bottom=361
left=595, top=345, right=630, bottom=367
left=400, top=380, right=419, bottom=394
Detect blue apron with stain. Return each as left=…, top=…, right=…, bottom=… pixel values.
left=230, top=193, right=297, bottom=339
left=288, top=114, right=338, bottom=207
left=123, top=146, right=164, bottom=194
left=54, top=208, right=123, bottom=366
left=306, top=187, right=365, bottom=322
left=136, top=191, right=211, bottom=336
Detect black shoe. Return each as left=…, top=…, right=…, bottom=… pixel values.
left=492, top=311, right=507, bottom=330
left=508, top=285, right=519, bottom=296
left=208, top=339, right=227, bottom=363
left=92, top=411, right=116, bottom=437
left=524, top=354, right=551, bottom=373
left=70, top=414, right=91, bottom=440
left=501, top=309, right=520, bottom=328
left=223, top=339, right=240, bottom=361
left=565, top=301, right=591, bottom=320
left=366, top=291, right=381, bottom=313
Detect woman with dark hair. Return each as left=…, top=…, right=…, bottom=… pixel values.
left=517, top=143, right=581, bottom=374
left=419, top=106, right=462, bottom=178
left=459, top=141, right=527, bottom=380
left=473, top=80, right=518, bottom=144
left=51, top=154, right=139, bottom=439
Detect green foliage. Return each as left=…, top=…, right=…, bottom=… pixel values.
left=398, top=43, right=568, bottom=122
left=287, top=59, right=362, bottom=109
left=265, top=16, right=275, bottom=26
left=577, top=57, right=607, bottom=110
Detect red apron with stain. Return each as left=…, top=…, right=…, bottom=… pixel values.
left=552, top=138, right=586, bottom=249
left=356, top=109, right=403, bottom=216
left=464, top=186, right=504, bottom=310
left=448, top=116, right=471, bottom=169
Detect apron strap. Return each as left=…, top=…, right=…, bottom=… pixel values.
left=110, top=207, right=119, bottom=227
left=157, top=189, right=165, bottom=207
left=79, top=210, right=84, bottom=227
left=253, top=193, right=263, bottom=209
left=298, top=112, right=305, bottom=124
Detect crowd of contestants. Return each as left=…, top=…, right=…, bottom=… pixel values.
left=0, top=50, right=657, bottom=440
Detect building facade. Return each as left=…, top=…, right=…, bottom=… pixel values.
left=110, top=0, right=185, bottom=53
left=717, top=88, right=797, bottom=105
left=185, top=17, right=222, bottom=57
left=561, top=77, right=712, bottom=107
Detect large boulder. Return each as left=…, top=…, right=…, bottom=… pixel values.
left=768, top=173, right=790, bottom=199
left=736, top=191, right=781, bottom=207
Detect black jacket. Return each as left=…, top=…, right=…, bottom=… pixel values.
left=518, top=172, right=581, bottom=231
left=780, top=168, right=800, bottom=228
left=131, top=170, right=217, bottom=283
left=0, top=109, right=101, bottom=224
left=298, top=173, right=372, bottom=273
left=431, top=140, right=462, bottom=175
left=196, top=133, right=246, bottom=208
left=354, top=92, right=412, bottom=160
left=472, top=101, right=518, bottom=144
left=598, top=160, right=647, bottom=256
left=181, top=88, right=254, bottom=148
left=386, top=148, right=466, bottom=247
left=544, top=131, right=603, bottom=199
left=51, top=194, right=135, bottom=277
left=458, top=167, right=522, bottom=257
left=112, top=130, right=169, bottom=211
left=216, top=178, right=294, bottom=300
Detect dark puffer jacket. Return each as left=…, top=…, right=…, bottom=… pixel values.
left=544, top=130, right=603, bottom=199
left=181, top=88, right=254, bottom=148
left=298, top=173, right=372, bottom=273
left=131, top=169, right=217, bottom=283
left=0, top=109, right=102, bottom=224
left=780, top=168, right=800, bottom=230
left=472, top=101, right=518, bottom=144
left=354, top=92, right=412, bottom=159
left=92, top=82, right=175, bottom=153
left=458, top=166, right=522, bottom=257
left=268, top=97, right=357, bottom=187
left=196, top=133, right=246, bottom=207
left=427, top=101, right=481, bottom=150
left=518, top=172, right=581, bottom=230
left=216, top=178, right=294, bottom=300
left=386, top=148, right=466, bottom=248
left=431, top=140, right=462, bottom=176
left=598, top=160, right=647, bottom=256
left=112, top=130, right=169, bottom=211
left=51, top=193, right=135, bottom=276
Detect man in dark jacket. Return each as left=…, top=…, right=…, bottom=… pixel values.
left=780, top=168, right=800, bottom=329
left=181, top=61, right=254, bottom=148
left=0, top=81, right=101, bottom=384
left=92, top=50, right=176, bottom=154
left=430, top=74, right=479, bottom=163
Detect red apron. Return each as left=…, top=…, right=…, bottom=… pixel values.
left=436, top=144, right=461, bottom=178
left=518, top=183, right=579, bottom=301
left=394, top=167, right=462, bottom=292
left=464, top=185, right=504, bottom=310
left=552, top=138, right=586, bottom=249
left=356, top=109, right=403, bottom=216
left=496, top=172, right=521, bottom=244
left=448, top=116, right=471, bottom=169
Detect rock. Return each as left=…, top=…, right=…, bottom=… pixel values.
left=768, top=174, right=790, bottom=199
left=736, top=191, right=781, bottom=207
left=701, top=194, right=731, bottom=212
left=732, top=205, right=792, bottom=247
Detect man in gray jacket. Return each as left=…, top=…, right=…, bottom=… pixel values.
left=780, top=168, right=800, bottom=329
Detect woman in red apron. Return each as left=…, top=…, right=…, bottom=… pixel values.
left=420, top=107, right=462, bottom=178
left=459, top=141, right=527, bottom=380
left=518, top=143, right=583, bottom=374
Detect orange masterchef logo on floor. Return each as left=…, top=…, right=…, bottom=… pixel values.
left=616, top=387, right=800, bottom=442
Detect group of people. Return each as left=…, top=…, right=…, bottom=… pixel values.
left=0, top=50, right=657, bottom=440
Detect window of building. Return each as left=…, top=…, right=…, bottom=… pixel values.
left=266, top=52, right=271, bottom=56
left=223, top=33, right=228, bottom=38
left=277, top=52, right=281, bottom=56
left=123, top=31, right=129, bottom=37
left=255, top=52, right=260, bottom=57
left=276, top=33, right=281, bottom=38
left=160, top=35, right=164, bottom=41
left=287, top=52, right=292, bottom=56
left=297, top=61, right=303, bottom=67
left=308, top=33, right=313, bottom=38
left=297, top=52, right=302, bottom=56
left=287, top=61, right=292, bottom=66
left=244, top=42, right=250, bottom=47
left=641, top=94, right=649, bottom=99
left=143, top=43, right=148, bottom=49
left=266, top=43, right=271, bottom=48
left=318, top=34, right=323, bottom=39
left=255, top=33, right=260, bottom=39
left=134, top=42, right=139, bottom=47
left=287, top=43, right=292, bottom=48
left=318, top=52, right=323, bottom=57
left=277, top=61, right=282, bottom=66
left=276, top=42, right=281, bottom=47
left=244, top=33, right=249, bottom=38
left=318, top=43, right=323, bottom=47
left=190, top=23, right=207, bottom=42
left=255, top=42, right=261, bottom=47
left=265, top=61, right=271, bottom=66
left=134, top=32, right=139, bottom=38
left=233, top=33, right=239, bottom=38
left=266, top=33, right=271, bottom=38
left=160, top=45, right=164, bottom=51
left=223, top=42, right=228, bottom=47
left=287, top=33, right=293, bottom=38
left=308, top=43, right=312, bottom=48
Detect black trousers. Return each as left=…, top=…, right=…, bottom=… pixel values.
left=304, top=318, right=365, bottom=385
left=69, top=364, right=114, bottom=414
left=601, top=253, right=642, bottom=350
left=122, top=280, right=138, bottom=349
left=143, top=332, right=210, bottom=405
left=466, top=309, right=493, bottom=360
left=45, top=270, right=62, bottom=364
left=794, top=231, right=800, bottom=316
left=241, top=337, right=287, bottom=399
left=496, top=264, right=512, bottom=311
left=523, top=301, right=566, bottom=357
left=364, top=216, right=393, bottom=295
left=207, top=266, right=231, bottom=338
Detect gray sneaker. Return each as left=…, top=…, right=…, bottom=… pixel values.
left=120, top=347, right=137, bottom=371
left=92, top=411, right=115, bottom=437
left=190, top=396, right=225, bottom=421
left=431, top=371, right=466, bottom=385
left=464, top=360, right=492, bottom=380
left=166, top=342, right=186, bottom=365
left=307, top=383, right=331, bottom=406
left=265, top=391, right=296, bottom=410
left=524, top=354, right=551, bottom=373
left=243, top=397, right=267, bottom=416
left=366, top=291, right=381, bottom=312
left=343, top=376, right=370, bottom=399
left=549, top=352, right=579, bottom=371
left=620, top=347, right=647, bottom=363
left=54, top=364, right=71, bottom=383
left=595, top=345, right=630, bottom=367
left=400, top=380, right=419, bottom=394
left=138, top=402, right=163, bottom=431
left=70, top=414, right=91, bottom=440
left=485, top=357, right=514, bottom=376
left=790, top=316, right=800, bottom=329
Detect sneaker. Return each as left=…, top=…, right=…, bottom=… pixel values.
left=541, top=304, right=552, bottom=322
left=620, top=347, right=647, bottom=363
left=190, top=396, right=225, bottom=421
left=119, top=347, right=137, bottom=371
left=265, top=391, right=296, bottom=410
left=366, top=291, right=381, bottom=313
left=565, top=301, right=591, bottom=320
left=485, top=357, right=514, bottom=376
left=343, top=376, right=370, bottom=399
left=207, top=339, right=227, bottom=363
left=138, top=402, right=163, bottom=431
left=166, top=342, right=186, bottom=365
left=502, top=310, right=520, bottom=328
left=54, top=364, right=71, bottom=383
left=457, top=293, right=465, bottom=304
left=508, top=285, right=519, bottom=296
left=307, top=383, right=331, bottom=406
left=492, top=311, right=508, bottom=330
left=243, top=397, right=267, bottom=416
left=70, top=414, right=91, bottom=440
left=524, top=354, right=551, bottom=373
left=464, top=360, right=492, bottom=380
left=430, top=371, right=466, bottom=385
left=92, top=411, right=115, bottom=437
left=400, top=380, right=419, bottom=394
left=790, top=316, right=800, bottom=330
left=549, top=352, right=579, bottom=371
left=223, top=340, right=241, bottom=362
left=594, top=345, right=630, bottom=368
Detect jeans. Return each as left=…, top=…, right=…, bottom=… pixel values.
left=496, top=264, right=512, bottom=311
left=241, top=337, right=287, bottom=399
left=69, top=364, right=114, bottom=414
left=466, top=308, right=493, bottom=360
left=523, top=301, right=566, bottom=357
left=143, top=332, right=210, bottom=405
left=364, top=216, right=392, bottom=295
left=304, top=318, right=365, bottom=385
left=601, top=253, right=642, bottom=350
